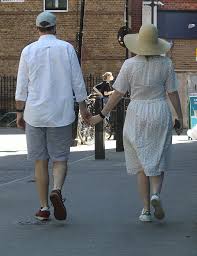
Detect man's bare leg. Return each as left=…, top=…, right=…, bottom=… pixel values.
left=35, top=159, right=49, bottom=208
left=50, top=161, right=68, bottom=220
left=52, top=161, right=67, bottom=190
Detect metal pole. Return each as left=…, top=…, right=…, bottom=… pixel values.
left=95, top=97, right=105, bottom=159
left=125, top=0, right=129, bottom=59
left=72, top=0, right=86, bottom=146
left=77, top=0, right=85, bottom=65
left=116, top=98, right=125, bottom=152
left=151, top=0, right=154, bottom=24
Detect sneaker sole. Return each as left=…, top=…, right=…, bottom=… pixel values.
left=139, top=217, right=152, bottom=222
left=34, top=216, right=49, bottom=221
left=151, top=198, right=165, bottom=220
left=50, top=192, right=67, bottom=220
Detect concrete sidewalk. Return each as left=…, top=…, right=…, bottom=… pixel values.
left=0, top=129, right=196, bottom=255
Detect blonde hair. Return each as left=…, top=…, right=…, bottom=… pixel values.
left=102, top=72, right=113, bottom=81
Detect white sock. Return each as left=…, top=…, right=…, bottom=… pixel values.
left=41, top=207, right=49, bottom=211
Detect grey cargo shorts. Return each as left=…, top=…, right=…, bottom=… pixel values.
left=25, top=123, right=72, bottom=161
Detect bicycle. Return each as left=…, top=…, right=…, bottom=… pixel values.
left=77, top=94, right=113, bottom=145
left=0, top=112, right=17, bottom=127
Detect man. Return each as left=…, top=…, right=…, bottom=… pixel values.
left=15, top=11, right=90, bottom=221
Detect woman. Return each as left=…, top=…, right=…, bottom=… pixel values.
left=93, top=72, right=114, bottom=98
left=90, top=24, right=183, bottom=222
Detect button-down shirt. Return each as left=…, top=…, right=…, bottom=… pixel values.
left=15, top=35, right=87, bottom=127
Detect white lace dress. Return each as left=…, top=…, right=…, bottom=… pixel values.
left=113, top=56, right=178, bottom=176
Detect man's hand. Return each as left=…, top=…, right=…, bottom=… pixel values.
left=16, top=113, right=26, bottom=130
left=80, top=109, right=92, bottom=124
left=79, top=100, right=92, bottom=124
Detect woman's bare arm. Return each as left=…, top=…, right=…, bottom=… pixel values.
left=89, top=90, right=124, bottom=125
left=168, top=91, right=183, bottom=119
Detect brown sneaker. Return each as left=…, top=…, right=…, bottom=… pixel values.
left=35, top=208, right=50, bottom=221
left=50, top=190, right=67, bottom=220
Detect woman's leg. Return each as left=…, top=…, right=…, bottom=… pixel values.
left=150, top=172, right=164, bottom=195
left=137, top=171, right=150, bottom=211
left=149, top=172, right=165, bottom=220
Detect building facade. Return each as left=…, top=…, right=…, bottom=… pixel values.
left=159, top=0, right=197, bottom=72
left=0, top=0, right=143, bottom=77
left=142, top=0, right=197, bottom=127
left=143, top=0, right=197, bottom=71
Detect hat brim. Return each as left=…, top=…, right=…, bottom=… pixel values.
left=124, top=33, right=171, bottom=56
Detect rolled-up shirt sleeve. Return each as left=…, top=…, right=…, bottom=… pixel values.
left=70, top=47, right=87, bottom=102
left=15, top=51, right=29, bottom=101
left=113, top=60, right=129, bottom=94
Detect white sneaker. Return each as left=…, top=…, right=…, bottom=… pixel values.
left=139, top=209, right=152, bottom=222
left=151, top=194, right=165, bottom=220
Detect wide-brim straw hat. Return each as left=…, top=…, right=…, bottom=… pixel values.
left=124, top=24, right=171, bottom=55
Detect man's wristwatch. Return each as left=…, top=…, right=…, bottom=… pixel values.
left=16, top=109, right=24, bottom=113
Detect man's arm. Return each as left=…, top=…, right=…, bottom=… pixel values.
left=16, top=100, right=25, bottom=111
left=15, top=50, right=29, bottom=129
left=15, top=101, right=26, bottom=129
left=70, top=47, right=87, bottom=103
left=93, top=86, right=103, bottom=96
left=103, top=90, right=114, bottom=96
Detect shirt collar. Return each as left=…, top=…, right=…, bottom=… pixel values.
left=38, top=34, right=56, bottom=41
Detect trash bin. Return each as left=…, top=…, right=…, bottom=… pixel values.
left=188, top=96, right=197, bottom=129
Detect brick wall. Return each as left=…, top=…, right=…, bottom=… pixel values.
left=159, top=0, right=197, bottom=10
left=0, top=0, right=81, bottom=75
left=129, top=0, right=142, bottom=33
left=0, top=0, right=138, bottom=77
left=159, top=0, right=197, bottom=71
left=81, top=0, right=126, bottom=76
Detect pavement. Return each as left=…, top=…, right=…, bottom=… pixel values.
left=0, top=128, right=196, bottom=256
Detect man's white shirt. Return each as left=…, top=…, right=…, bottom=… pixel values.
left=15, top=34, right=87, bottom=127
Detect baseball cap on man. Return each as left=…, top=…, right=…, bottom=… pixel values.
left=36, top=11, right=56, bottom=28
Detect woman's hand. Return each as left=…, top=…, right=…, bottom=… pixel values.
left=89, top=115, right=103, bottom=126
left=174, top=118, right=183, bottom=135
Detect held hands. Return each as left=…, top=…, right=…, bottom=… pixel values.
left=80, top=108, right=103, bottom=126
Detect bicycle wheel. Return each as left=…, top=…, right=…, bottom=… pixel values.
left=104, top=119, right=112, bottom=140
left=78, top=114, right=95, bottom=145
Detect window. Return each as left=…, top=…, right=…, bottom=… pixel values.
left=44, top=0, right=68, bottom=12
left=158, top=11, right=197, bottom=39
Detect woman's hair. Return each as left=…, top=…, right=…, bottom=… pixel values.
left=102, top=72, right=113, bottom=81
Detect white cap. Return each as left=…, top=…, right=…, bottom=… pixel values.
left=36, top=11, right=56, bottom=28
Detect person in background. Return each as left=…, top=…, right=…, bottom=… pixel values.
left=15, top=11, right=90, bottom=221
left=93, top=72, right=114, bottom=99
left=89, top=24, right=183, bottom=222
